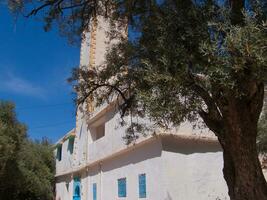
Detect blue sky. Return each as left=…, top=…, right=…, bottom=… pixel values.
left=0, top=3, right=80, bottom=142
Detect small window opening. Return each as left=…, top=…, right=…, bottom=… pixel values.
left=94, top=123, right=105, bottom=141
left=139, top=174, right=147, bottom=198
left=66, top=182, right=69, bottom=192
left=93, top=183, right=97, bottom=200
left=118, top=177, right=127, bottom=197
left=67, top=137, right=75, bottom=154
left=57, top=145, right=62, bottom=161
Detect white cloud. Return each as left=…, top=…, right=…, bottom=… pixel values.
left=0, top=71, right=46, bottom=99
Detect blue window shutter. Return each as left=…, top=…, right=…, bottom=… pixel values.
left=139, top=174, right=146, bottom=198
left=73, top=177, right=81, bottom=199
left=118, top=178, right=126, bottom=197
left=93, top=183, right=97, bottom=200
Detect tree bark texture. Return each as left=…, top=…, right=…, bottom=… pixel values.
left=221, top=118, right=267, bottom=200
left=216, top=1, right=267, bottom=198
left=197, top=80, right=267, bottom=200
left=215, top=83, right=267, bottom=200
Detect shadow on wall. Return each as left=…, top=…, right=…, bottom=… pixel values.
left=56, top=175, right=72, bottom=184
left=164, top=192, right=173, bottom=200
left=87, top=138, right=162, bottom=176
left=161, top=136, right=222, bottom=155
left=101, top=138, right=162, bottom=173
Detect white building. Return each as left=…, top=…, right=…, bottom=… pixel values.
left=54, top=16, right=230, bottom=200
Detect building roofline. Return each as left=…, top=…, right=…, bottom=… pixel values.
left=54, top=128, right=75, bottom=147
left=158, top=132, right=218, bottom=143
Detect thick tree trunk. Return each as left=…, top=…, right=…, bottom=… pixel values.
left=221, top=127, right=267, bottom=200
left=198, top=81, right=267, bottom=200
left=217, top=84, right=267, bottom=200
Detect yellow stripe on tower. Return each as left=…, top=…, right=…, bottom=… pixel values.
left=87, top=16, right=98, bottom=113
left=89, top=16, right=98, bottom=69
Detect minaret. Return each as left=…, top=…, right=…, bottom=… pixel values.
left=73, top=16, right=107, bottom=167
left=78, top=15, right=106, bottom=114
left=73, top=13, right=127, bottom=169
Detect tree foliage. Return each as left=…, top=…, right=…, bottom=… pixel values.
left=69, top=0, right=267, bottom=138
left=0, top=101, right=55, bottom=200
left=7, top=0, right=267, bottom=199
left=8, top=0, right=116, bottom=44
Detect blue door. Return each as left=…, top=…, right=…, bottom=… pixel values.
left=73, top=177, right=81, bottom=200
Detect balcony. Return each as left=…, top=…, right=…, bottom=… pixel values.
left=88, top=123, right=128, bottom=163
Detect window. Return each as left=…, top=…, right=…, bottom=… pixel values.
left=93, top=183, right=97, bottom=200
left=95, top=124, right=105, bottom=140
left=73, top=177, right=81, bottom=199
left=57, top=145, right=62, bottom=161
left=66, top=182, right=69, bottom=192
left=68, top=137, right=74, bottom=154
left=139, top=174, right=146, bottom=198
left=118, top=178, right=126, bottom=197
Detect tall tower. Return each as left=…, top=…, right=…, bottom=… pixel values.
left=73, top=15, right=114, bottom=167
left=79, top=15, right=113, bottom=113
left=80, top=15, right=112, bottom=70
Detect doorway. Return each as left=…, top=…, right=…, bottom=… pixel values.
left=73, top=177, right=81, bottom=200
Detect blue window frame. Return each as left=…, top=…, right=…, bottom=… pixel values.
left=139, top=174, right=146, bottom=198
left=93, top=183, right=97, bottom=200
left=118, top=178, right=126, bottom=197
left=73, top=177, right=81, bottom=200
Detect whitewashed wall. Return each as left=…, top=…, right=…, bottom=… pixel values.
left=87, top=108, right=130, bottom=163
left=72, top=110, right=88, bottom=168
left=80, top=32, right=90, bottom=67
left=55, top=138, right=74, bottom=174
left=79, top=137, right=229, bottom=200
left=161, top=137, right=229, bottom=200
left=86, top=138, right=164, bottom=200
left=94, top=16, right=110, bottom=67
left=55, top=176, right=73, bottom=200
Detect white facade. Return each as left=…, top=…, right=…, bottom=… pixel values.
left=55, top=127, right=229, bottom=200
left=55, top=15, right=230, bottom=200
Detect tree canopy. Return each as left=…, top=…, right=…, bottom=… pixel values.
left=0, top=101, right=55, bottom=200
left=7, top=0, right=267, bottom=199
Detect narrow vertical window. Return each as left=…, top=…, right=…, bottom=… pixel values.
left=73, top=177, right=81, bottom=200
left=139, top=174, right=146, bottom=198
left=68, top=137, right=74, bottom=154
left=57, top=145, right=62, bottom=161
left=66, top=182, right=69, bottom=192
left=93, top=183, right=97, bottom=200
left=118, top=178, right=126, bottom=197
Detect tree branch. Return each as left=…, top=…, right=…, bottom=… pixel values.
left=187, top=71, right=224, bottom=136
left=77, top=83, right=128, bottom=106
left=26, top=1, right=57, bottom=17
left=198, top=109, right=224, bottom=138
left=25, top=0, right=92, bottom=17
